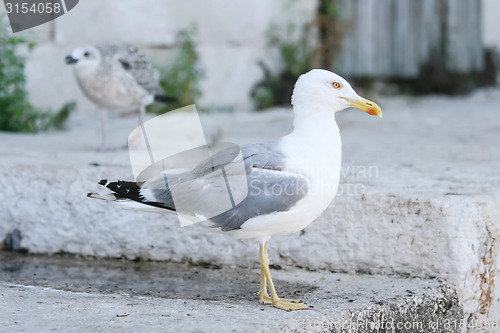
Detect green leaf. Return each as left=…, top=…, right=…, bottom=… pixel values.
left=148, top=25, right=205, bottom=114
left=0, top=14, right=76, bottom=132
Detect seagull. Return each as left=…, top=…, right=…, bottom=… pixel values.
left=88, top=69, right=382, bottom=311
left=65, top=43, right=173, bottom=150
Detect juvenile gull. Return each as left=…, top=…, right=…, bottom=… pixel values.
left=88, top=69, right=382, bottom=311
left=65, top=44, right=172, bottom=150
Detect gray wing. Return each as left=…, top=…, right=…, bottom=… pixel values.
left=209, top=166, right=309, bottom=231
left=196, top=143, right=287, bottom=173
left=98, top=44, right=163, bottom=95
left=140, top=142, right=309, bottom=231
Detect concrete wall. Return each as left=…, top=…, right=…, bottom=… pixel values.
left=5, top=0, right=499, bottom=112
left=17, top=0, right=317, bottom=112
left=334, top=0, right=484, bottom=78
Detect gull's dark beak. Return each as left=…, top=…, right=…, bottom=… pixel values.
left=65, top=55, right=78, bottom=64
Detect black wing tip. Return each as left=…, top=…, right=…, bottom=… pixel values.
left=92, top=179, right=176, bottom=211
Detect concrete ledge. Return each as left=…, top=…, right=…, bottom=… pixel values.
left=1, top=89, right=500, bottom=326
left=0, top=253, right=464, bottom=333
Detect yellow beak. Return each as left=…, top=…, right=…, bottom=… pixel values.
left=345, top=97, right=382, bottom=118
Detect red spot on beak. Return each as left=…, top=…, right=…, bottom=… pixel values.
left=366, top=108, right=377, bottom=116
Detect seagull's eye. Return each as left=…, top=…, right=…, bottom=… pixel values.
left=83, top=52, right=90, bottom=57
left=332, top=81, right=342, bottom=89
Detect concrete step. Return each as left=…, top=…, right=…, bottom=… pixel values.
left=0, top=253, right=463, bottom=333
left=1, top=89, right=500, bottom=328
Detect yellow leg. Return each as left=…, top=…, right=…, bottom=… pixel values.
left=258, top=242, right=295, bottom=304
left=258, top=243, right=271, bottom=303
left=258, top=242, right=311, bottom=311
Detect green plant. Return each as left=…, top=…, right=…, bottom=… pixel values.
left=0, top=15, right=75, bottom=132
left=251, top=0, right=342, bottom=109
left=251, top=22, right=314, bottom=110
left=149, top=26, right=204, bottom=114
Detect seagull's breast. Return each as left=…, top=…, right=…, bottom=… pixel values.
left=235, top=126, right=342, bottom=240
left=74, top=66, right=149, bottom=109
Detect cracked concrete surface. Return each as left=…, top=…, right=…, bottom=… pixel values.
left=0, top=253, right=463, bottom=333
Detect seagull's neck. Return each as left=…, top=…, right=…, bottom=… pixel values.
left=280, top=105, right=341, bottom=164
left=292, top=107, right=339, bottom=136
left=74, top=61, right=102, bottom=78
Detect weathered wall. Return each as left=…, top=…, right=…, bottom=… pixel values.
left=10, top=0, right=495, bottom=113
left=19, top=0, right=317, bottom=112
left=333, top=0, right=483, bottom=78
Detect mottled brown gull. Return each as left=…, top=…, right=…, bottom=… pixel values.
left=65, top=44, right=172, bottom=150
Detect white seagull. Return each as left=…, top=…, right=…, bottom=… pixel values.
left=65, top=44, right=173, bottom=150
left=88, top=69, right=382, bottom=311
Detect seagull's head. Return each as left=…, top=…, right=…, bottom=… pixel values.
left=65, top=46, right=101, bottom=71
left=292, top=69, right=382, bottom=118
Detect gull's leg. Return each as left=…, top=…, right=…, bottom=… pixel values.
left=259, top=242, right=311, bottom=311
left=127, top=106, right=147, bottom=150
left=96, top=108, right=111, bottom=152
left=258, top=242, right=305, bottom=305
left=258, top=243, right=270, bottom=303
